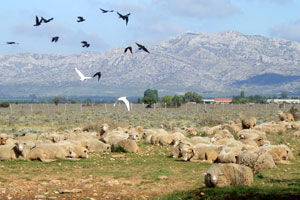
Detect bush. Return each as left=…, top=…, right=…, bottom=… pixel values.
left=0, top=101, right=9, bottom=108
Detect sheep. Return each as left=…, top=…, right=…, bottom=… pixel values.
left=237, top=129, right=269, bottom=146
left=181, top=144, right=223, bottom=162
left=242, top=117, right=257, bottom=129
left=101, top=133, right=129, bottom=145
left=152, top=132, right=186, bottom=146
left=216, top=146, right=242, bottom=163
left=261, top=144, right=294, bottom=164
left=254, top=121, right=290, bottom=134
left=293, top=131, right=300, bottom=138
left=204, top=163, right=253, bottom=187
left=26, top=143, right=76, bottom=162
left=278, top=110, right=294, bottom=122
left=0, top=142, right=24, bottom=161
left=111, top=139, right=139, bottom=153
left=237, top=149, right=276, bottom=174
left=100, top=123, right=110, bottom=137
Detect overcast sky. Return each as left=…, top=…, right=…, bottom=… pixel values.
left=1, top=0, right=299, bottom=54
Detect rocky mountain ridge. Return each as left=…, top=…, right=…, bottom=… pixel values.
left=1, top=30, right=300, bottom=97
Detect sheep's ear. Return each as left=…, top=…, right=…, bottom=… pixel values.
left=203, top=173, right=207, bottom=176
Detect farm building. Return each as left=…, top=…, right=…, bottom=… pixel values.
left=214, top=98, right=233, bottom=104
left=267, top=99, right=300, bottom=104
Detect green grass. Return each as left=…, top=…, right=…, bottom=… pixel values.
left=159, top=186, right=300, bottom=200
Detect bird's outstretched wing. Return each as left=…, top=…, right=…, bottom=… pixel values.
left=93, top=72, right=101, bottom=81
left=75, top=68, right=85, bottom=79
left=124, top=46, right=132, bottom=54
left=119, top=97, right=130, bottom=111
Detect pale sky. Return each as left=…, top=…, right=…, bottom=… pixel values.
left=1, top=0, right=299, bottom=54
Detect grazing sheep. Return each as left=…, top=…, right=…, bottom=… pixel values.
left=111, top=139, right=139, bottom=153
left=181, top=144, right=223, bottom=163
left=242, top=117, right=257, bottom=129
left=261, top=144, right=294, bottom=164
left=204, top=163, right=253, bottom=187
left=278, top=111, right=294, bottom=122
left=237, top=149, right=276, bottom=174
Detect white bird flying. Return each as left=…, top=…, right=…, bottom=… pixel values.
left=75, top=67, right=92, bottom=81
left=113, top=96, right=131, bottom=111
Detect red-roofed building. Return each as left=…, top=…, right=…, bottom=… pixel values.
left=214, top=98, right=232, bottom=104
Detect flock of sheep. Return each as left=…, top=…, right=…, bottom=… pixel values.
left=0, top=109, right=298, bottom=188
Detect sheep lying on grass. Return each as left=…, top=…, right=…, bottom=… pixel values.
left=0, top=142, right=24, bottom=161
left=181, top=144, right=223, bottom=162
left=237, top=149, right=276, bottom=174
left=278, top=110, right=294, bottom=122
left=261, top=144, right=294, bottom=164
left=242, top=117, right=257, bottom=129
left=111, top=139, right=139, bottom=153
left=204, top=163, right=253, bottom=187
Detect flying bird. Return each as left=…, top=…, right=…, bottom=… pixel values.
left=51, top=36, right=59, bottom=43
left=117, top=12, right=130, bottom=25
left=113, top=97, right=131, bottom=111
left=124, top=46, right=132, bottom=54
left=41, top=17, right=54, bottom=23
left=6, top=42, right=19, bottom=45
left=81, top=41, right=90, bottom=48
left=93, top=71, right=101, bottom=81
left=77, top=16, right=85, bottom=22
left=136, top=42, right=150, bottom=53
left=75, top=68, right=92, bottom=82
left=33, top=16, right=42, bottom=26
left=100, top=8, right=113, bottom=13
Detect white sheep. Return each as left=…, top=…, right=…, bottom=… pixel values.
left=237, top=149, right=276, bottom=174
left=204, top=163, right=253, bottom=187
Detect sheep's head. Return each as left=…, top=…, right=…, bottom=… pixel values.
left=0, top=137, right=8, bottom=145
left=204, top=172, right=224, bottom=187
left=100, top=124, right=109, bottom=133
left=181, top=144, right=194, bottom=161
left=14, top=142, right=24, bottom=152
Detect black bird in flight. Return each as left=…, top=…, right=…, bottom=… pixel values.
left=100, top=8, right=114, bottom=13
left=51, top=36, right=59, bottom=43
left=77, top=16, right=85, bottom=22
left=6, top=42, right=19, bottom=45
left=136, top=42, right=150, bottom=53
left=81, top=41, right=90, bottom=48
left=33, top=16, right=42, bottom=26
left=124, top=46, right=132, bottom=54
left=93, top=72, right=101, bottom=81
left=41, top=17, right=54, bottom=23
left=117, top=12, right=130, bottom=25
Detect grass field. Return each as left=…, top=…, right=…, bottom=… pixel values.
left=0, top=103, right=299, bottom=199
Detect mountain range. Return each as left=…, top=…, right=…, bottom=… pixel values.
left=1, top=30, right=300, bottom=97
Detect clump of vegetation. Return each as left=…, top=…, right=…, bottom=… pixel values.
left=0, top=101, right=10, bottom=108
left=199, top=118, right=223, bottom=127
left=289, top=105, right=300, bottom=121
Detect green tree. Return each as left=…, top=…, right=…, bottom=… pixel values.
left=183, top=92, right=203, bottom=103
left=281, top=92, right=288, bottom=99
left=172, top=95, right=184, bottom=107
left=162, top=96, right=172, bottom=103
left=53, top=97, right=62, bottom=106
left=240, top=91, right=245, bottom=98
left=143, top=89, right=159, bottom=105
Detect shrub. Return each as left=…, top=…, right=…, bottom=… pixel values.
left=0, top=101, right=9, bottom=108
